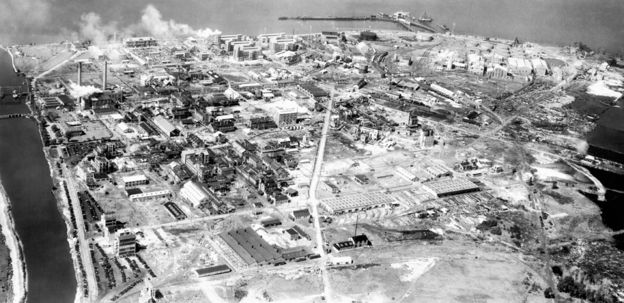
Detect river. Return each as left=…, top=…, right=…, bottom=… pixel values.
left=0, top=51, right=77, bottom=303
left=0, top=2, right=622, bottom=301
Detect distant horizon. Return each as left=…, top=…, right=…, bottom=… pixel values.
left=2, top=0, right=624, bottom=54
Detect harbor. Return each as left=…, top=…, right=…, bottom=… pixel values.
left=278, top=12, right=444, bottom=34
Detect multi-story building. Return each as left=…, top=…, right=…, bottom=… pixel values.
left=122, top=174, right=149, bottom=188
left=93, top=157, right=113, bottom=174
left=269, top=37, right=296, bottom=53
left=248, top=116, right=277, bottom=130
left=124, top=37, right=158, bottom=48
left=273, top=108, right=298, bottom=126
left=115, top=230, right=137, bottom=257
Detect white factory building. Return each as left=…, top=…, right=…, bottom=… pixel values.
left=180, top=181, right=213, bottom=207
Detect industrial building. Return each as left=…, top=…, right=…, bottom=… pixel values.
left=507, top=57, right=533, bottom=77
left=124, top=37, right=158, bottom=48
left=422, top=178, right=480, bottom=198
left=269, top=37, right=296, bottom=53
left=121, top=174, right=148, bottom=187
left=298, top=83, right=330, bottom=99
left=179, top=181, right=217, bottom=207
left=531, top=58, right=549, bottom=76
left=289, top=208, right=310, bottom=221
left=359, top=31, right=378, bottom=41
left=126, top=188, right=171, bottom=202
left=115, top=230, right=137, bottom=257
left=122, top=174, right=149, bottom=188
left=320, top=191, right=396, bottom=215
left=152, top=116, right=180, bottom=137
left=260, top=218, right=282, bottom=228
left=218, top=228, right=283, bottom=266
left=194, top=264, right=231, bottom=277
left=248, top=116, right=277, bottom=130
left=93, top=157, right=113, bottom=174
left=273, top=108, right=298, bottom=126
left=39, top=96, right=64, bottom=109
left=233, top=43, right=262, bottom=61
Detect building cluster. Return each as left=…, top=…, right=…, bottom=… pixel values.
left=218, top=33, right=298, bottom=62
left=432, top=39, right=552, bottom=81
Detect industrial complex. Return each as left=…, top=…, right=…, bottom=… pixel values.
left=3, top=7, right=624, bottom=303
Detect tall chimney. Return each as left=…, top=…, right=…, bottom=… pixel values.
left=77, top=61, right=82, bottom=85
left=102, top=61, right=108, bottom=90
left=77, top=61, right=83, bottom=109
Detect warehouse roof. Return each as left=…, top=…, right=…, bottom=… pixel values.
left=152, top=115, right=178, bottom=135
left=121, top=174, right=148, bottom=184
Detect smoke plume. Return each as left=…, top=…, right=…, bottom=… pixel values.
left=0, top=0, right=50, bottom=42
left=576, top=140, right=589, bottom=155
left=69, top=82, right=101, bottom=99
left=79, top=12, right=118, bottom=45
left=78, top=4, right=221, bottom=44
left=139, top=5, right=221, bottom=39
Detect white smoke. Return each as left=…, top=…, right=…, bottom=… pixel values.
left=80, top=12, right=118, bottom=45
left=77, top=4, right=221, bottom=44
left=139, top=5, right=221, bottom=39
left=0, top=0, right=50, bottom=39
left=576, top=140, right=589, bottom=155
left=69, top=82, right=101, bottom=99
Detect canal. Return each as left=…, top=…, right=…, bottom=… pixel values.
left=0, top=50, right=77, bottom=302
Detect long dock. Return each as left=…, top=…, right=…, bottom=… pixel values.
left=278, top=16, right=441, bottom=33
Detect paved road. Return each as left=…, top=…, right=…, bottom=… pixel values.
left=63, top=164, right=99, bottom=302
left=34, top=50, right=85, bottom=80
left=308, top=96, right=334, bottom=301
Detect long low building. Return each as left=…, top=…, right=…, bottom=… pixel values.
left=126, top=188, right=171, bottom=202
left=122, top=174, right=149, bottom=188
left=422, top=178, right=480, bottom=198
left=194, top=264, right=231, bottom=277
left=320, top=191, right=397, bottom=215
left=218, top=228, right=283, bottom=266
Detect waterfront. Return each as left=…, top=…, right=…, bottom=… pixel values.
left=2, top=0, right=624, bottom=53
left=0, top=50, right=77, bottom=302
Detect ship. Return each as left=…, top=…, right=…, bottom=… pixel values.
left=418, top=11, right=433, bottom=23
left=278, top=16, right=288, bottom=20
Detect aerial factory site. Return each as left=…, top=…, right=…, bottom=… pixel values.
left=0, top=2, right=623, bottom=303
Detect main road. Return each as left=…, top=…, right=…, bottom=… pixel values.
left=308, top=96, right=334, bottom=301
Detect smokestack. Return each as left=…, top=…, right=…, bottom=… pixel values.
left=77, top=61, right=82, bottom=85
left=78, top=62, right=83, bottom=108
left=102, top=61, right=108, bottom=90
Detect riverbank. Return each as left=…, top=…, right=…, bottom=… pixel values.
left=0, top=182, right=27, bottom=303
left=0, top=46, right=18, bottom=74
left=43, top=147, right=89, bottom=303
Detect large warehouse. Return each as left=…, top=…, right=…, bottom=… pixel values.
left=218, top=228, right=283, bottom=266
left=320, top=191, right=397, bottom=215
left=422, top=178, right=480, bottom=198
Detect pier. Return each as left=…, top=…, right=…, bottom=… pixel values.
left=278, top=15, right=442, bottom=33
left=564, top=159, right=607, bottom=201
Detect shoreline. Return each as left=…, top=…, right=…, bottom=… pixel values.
left=36, top=119, right=84, bottom=303
left=0, top=181, right=27, bottom=303
left=0, top=46, right=19, bottom=74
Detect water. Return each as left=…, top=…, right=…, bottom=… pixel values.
left=0, top=1, right=622, bottom=299
left=586, top=168, right=624, bottom=250
left=1, top=0, right=624, bottom=54
left=0, top=51, right=77, bottom=303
